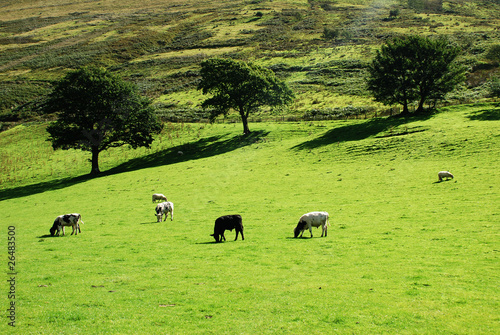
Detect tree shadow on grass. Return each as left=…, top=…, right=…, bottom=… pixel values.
left=0, top=130, right=269, bottom=201
left=292, top=113, right=434, bottom=150
left=0, top=174, right=95, bottom=202
left=106, top=130, right=269, bottom=174
left=467, top=105, right=500, bottom=121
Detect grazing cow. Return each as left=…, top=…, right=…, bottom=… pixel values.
left=152, top=193, right=167, bottom=203
left=294, top=212, right=330, bottom=238
left=50, top=213, right=84, bottom=236
left=438, top=171, right=454, bottom=181
left=155, top=201, right=174, bottom=222
left=211, top=215, right=244, bottom=243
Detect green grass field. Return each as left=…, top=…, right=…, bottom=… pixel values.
left=1, top=103, right=499, bottom=334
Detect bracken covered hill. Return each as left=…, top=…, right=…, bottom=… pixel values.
left=0, top=0, right=499, bottom=125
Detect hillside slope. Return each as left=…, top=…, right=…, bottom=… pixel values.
left=1, top=0, right=499, bottom=123
left=0, top=104, right=498, bottom=334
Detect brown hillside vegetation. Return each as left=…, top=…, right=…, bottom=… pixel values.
left=1, top=0, right=499, bottom=124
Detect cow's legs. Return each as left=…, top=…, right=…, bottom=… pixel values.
left=309, top=227, right=313, bottom=238
left=235, top=230, right=243, bottom=241
left=61, top=226, right=65, bottom=236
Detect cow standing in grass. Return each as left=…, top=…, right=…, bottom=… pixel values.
left=294, top=212, right=329, bottom=238
left=155, top=201, right=174, bottom=222
left=211, top=215, right=244, bottom=243
left=50, top=213, right=84, bottom=236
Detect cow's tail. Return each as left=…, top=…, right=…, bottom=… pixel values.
left=79, top=214, right=85, bottom=225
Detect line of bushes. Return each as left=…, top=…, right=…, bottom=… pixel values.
left=303, top=106, right=376, bottom=120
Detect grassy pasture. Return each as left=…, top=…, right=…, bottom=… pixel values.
left=1, top=103, right=499, bottom=334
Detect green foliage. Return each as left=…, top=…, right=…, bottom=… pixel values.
left=198, top=58, right=294, bottom=134
left=489, top=76, right=500, bottom=97
left=389, top=9, right=400, bottom=18
left=322, top=26, right=340, bottom=40
left=0, top=81, right=51, bottom=117
left=303, top=106, right=374, bottom=120
left=485, top=44, right=500, bottom=62
left=408, top=0, right=443, bottom=12
left=367, top=35, right=466, bottom=114
left=45, top=66, right=162, bottom=175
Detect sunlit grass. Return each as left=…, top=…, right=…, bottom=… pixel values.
left=131, top=47, right=251, bottom=64
left=0, top=103, right=498, bottom=334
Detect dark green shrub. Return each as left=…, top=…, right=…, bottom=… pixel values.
left=485, top=44, right=500, bottom=62
left=389, top=9, right=400, bottom=17
left=489, top=77, right=500, bottom=98
left=322, top=27, right=340, bottom=40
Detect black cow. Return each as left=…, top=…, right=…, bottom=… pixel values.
left=50, top=213, right=84, bottom=236
left=211, top=215, right=244, bottom=243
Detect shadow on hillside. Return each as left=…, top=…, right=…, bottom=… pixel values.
left=467, top=105, right=500, bottom=121
left=0, top=131, right=269, bottom=201
left=0, top=174, right=95, bottom=202
left=106, top=130, right=269, bottom=174
left=292, top=113, right=434, bottom=150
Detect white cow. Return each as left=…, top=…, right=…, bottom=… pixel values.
left=294, top=211, right=330, bottom=238
left=155, top=201, right=174, bottom=222
left=152, top=193, right=167, bottom=203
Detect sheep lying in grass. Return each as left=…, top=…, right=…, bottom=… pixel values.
left=438, top=171, right=454, bottom=182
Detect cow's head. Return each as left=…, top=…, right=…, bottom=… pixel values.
left=49, top=224, right=59, bottom=236
left=294, top=220, right=306, bottom=238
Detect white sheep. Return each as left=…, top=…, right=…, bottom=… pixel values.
left=152, top=193, right=167, bottom=203
left=438, top=171, right=454, bottom=182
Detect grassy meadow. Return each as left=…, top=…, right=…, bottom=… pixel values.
left=1, top=103, right=499, bottom=334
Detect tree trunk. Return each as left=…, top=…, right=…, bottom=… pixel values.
left=416, top=98, right=425, bottom=114
left=240, top=109, right=251, bottom=135
left=401, top=100, right=410, bottom=115
left=90, top=146, right=101, bottom=175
